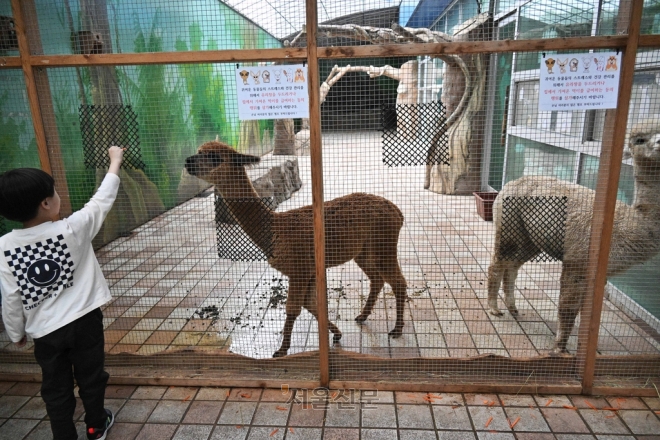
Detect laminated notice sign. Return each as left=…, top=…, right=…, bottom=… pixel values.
left=539, top=52, right=621, bottom=111
left=235, top=64, right=309, bottom=120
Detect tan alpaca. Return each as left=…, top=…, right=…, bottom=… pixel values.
left=185, top=141, right=408, bottom=357
left=487, top=117, right=660, bottom=353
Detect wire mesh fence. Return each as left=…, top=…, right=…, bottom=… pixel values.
left=1, top=0, right=660, bottom=392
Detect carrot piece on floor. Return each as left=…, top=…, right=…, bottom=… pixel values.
left=276, top=406, right=287, bottom=411
left=269, top=429, right=279, bottom=437
left=485, top=416, right=493, bottom=428
left=602, top=407, right=619, bottom=411
left=585, top=401, right=598, bottom=410
left=563, top=405, right=577, bottom=410
left=289, top=427, right=295, bottom=433
left=509, top=416, right=521, bottom=429
left=545, top=399, right=553, bottom=407
left=182, top=395, right=191, bottom=402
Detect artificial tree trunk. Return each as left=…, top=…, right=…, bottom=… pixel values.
left=287, top=14, right=491, bottom=194
left=426, top=16, right=490, bottom=195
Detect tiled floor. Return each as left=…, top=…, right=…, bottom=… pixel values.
left=1, top=382, right=660, bottom=439
left=1, top=132, right=659, bottom=374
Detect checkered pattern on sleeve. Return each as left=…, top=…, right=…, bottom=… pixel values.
left=3, top=234, right=75, bottom=307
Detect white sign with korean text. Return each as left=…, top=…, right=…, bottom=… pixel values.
left=235, top=64, right=309, bottom=120
left=539, top=52, right=621, bottom=111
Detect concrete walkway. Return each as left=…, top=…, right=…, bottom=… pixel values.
left=1, top=381, right=660, bottom=439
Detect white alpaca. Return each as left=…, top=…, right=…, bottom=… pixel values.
left=487, top=117, right=660, bottom=353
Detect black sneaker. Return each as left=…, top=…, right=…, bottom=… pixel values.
left=86, top=409, right=114, bottom=440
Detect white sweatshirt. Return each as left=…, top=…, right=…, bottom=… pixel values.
left=0, top=173, right=120, bottom=341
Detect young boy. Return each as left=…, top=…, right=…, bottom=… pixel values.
left=0, top=146, right=123, bottom=440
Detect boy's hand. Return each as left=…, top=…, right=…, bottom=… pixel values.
left=108, top=146, right=124, bottom=175
left=15, top=336, right=26, bottom=348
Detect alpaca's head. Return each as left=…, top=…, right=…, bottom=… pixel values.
left=185, top=141, right=261, bottom=197
left=627, top=117, right=660, bottom=165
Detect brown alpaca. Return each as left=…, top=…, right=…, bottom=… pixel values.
left=185, top=141, right=408, bottom=357
left=487, top=117, right=660, bottom=353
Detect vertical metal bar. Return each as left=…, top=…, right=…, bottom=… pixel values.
left=11, top=0, right=51, bottom=175
left=578, top=0, right=642, bottom=394
left=305, top=0, right=330, bottom=387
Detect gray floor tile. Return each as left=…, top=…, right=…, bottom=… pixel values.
left=252, top=402, right=290, bottom=426
left=476, top=433, right=515, bottom=440
left=147, top=400, right=190, bottom=423
left=116, top=399, right=158, bottom=423
left=503, top=406, right=550, bottom=432
left=23, top=421, right=52, bottom=440
left=283, top=427, right=322, bottom=439
left=14, top=397, right=47, bottom=419
left=362, top=428, right=399, bottom=440
left=434, top=405, right=473, bottom=431
left=399, top=429, right=438, bottom=440
left=580, top=409, right=630, bottom=435
left=172, top=424, right=213, bottom=440
left=469, top=406, right=510, bottom=432
left=0, top=418, right=39, bottom=440
left=196, top=387, right=230, bottom=401
left=210, top=424, right=248, bottom=440
left=618, top=410, right=660, bottom=435
left=437, top=432, right=477, bottom=440
left=596, top=436, right=637, bottom=440
left=555, top=436, right=596, bottom=440
left=325, top=402, right=360, bottom=427
left=137, top=423, right=178, bottom=439
left=247, top=426, right=284, bottom=439
left=131, top=386, right=167, bottom=400
left=105, top=422, right=143, bottom=440
left=0, top=396, right=30, bottom=418
left=397, top=404, right=434, bottom=429
left=323, top=427, right=359, bottom=440
left=362, top=404, right=397, bottom=428
left=217, top=401, right=257, bottom=426
left=182, top=400, right=222, bottom=424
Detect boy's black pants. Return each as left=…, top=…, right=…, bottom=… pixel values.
left=33, top=308, right=109, bottom=440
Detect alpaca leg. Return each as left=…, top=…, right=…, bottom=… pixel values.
left=373, top=256, right=407, bottom=338
left=552, top=267, right=585, bottom=354
left=354, top=256, right=385, bottom=324
left=487, top=259, right=507, bottom=316
left=488, top=259, right=523, bottom=316
left=387, top=269, right=407, bottom=338
left=502, top=262, right=523, bottom=316
left=273, top=278, right=305, bottom=358
left=302, top=282, right=343, bottom=344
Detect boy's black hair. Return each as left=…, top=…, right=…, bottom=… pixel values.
left=0, top=168, right=55, bottom=223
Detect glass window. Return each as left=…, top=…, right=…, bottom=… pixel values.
left=591, top=71, right=660, bottom=141
left=578, top=155, right=634, bottom=204
left=505, top=136, right=577, bottom=184
left=514, top=80, right=585, bottom=137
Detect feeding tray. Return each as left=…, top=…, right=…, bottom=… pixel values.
left=473, top=192, right=498, bottom=221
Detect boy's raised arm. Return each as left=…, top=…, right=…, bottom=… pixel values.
left=66, top=147, right=124, bottom=242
